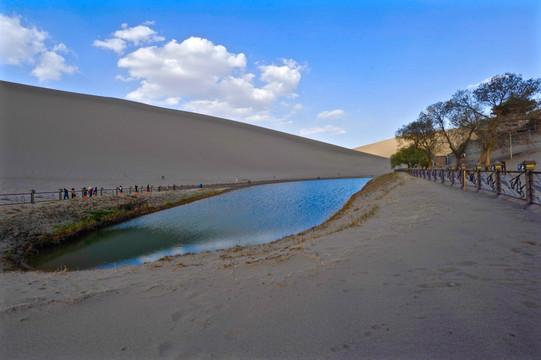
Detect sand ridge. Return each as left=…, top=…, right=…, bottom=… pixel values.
left=1, top=173, right=540, bottom=359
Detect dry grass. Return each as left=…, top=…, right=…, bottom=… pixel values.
left=0, top=188, right=228, bottom=270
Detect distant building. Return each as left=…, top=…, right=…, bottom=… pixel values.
left=434, top=156, right=448, bottom=167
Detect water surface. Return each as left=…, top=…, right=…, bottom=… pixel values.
left=29, top=178, right=370, bottom=270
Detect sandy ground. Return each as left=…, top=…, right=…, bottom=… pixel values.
left=1, top=173, right=540, bottom=359
left=0, top=81, right=389, bottom=194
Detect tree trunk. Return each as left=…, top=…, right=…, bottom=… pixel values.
left=485, top=140, right=494, bottom=167
left=478, top=150, right=486, bottom=164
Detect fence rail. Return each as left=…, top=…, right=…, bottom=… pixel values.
left=0, top=176, right=349, bottom=206
left=396, top=161, right=540, bottom=206
left=0, top=184, right=223, bottom=206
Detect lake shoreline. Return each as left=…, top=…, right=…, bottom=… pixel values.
left=0, top=176, right=371, bottom=271
left=2, top=172, right=540, bottom=359
left=28, top=178, right=371, bottom=271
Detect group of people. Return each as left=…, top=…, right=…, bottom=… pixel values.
left=62, top=184, right=152, bottom=200
left=62, top=186, right=98, bottom=199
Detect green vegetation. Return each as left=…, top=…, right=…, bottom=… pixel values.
left=390, top=146, right=430, bottom=169
left=87, top=209, right=119, bottom=222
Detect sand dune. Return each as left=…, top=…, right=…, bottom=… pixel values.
left=354, top=137, right=401, bottom=158
left=0, top=81, right=389, bottom=193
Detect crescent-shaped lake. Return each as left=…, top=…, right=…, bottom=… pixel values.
left=29, top=178, right=370, bottom=270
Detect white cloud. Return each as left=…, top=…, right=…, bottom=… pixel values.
left=118, top=37, right=248, bottom=101
left=317, top=109, right=345, bottom=119
left=0, top=14, right=77, bottom=81
left=93, top=38, right=126, bottom=54
left=259, top=59, right=302, bottom=98
left=93, top=22, right=164, bottom=55
left=31, top=51, right=77, bottom=81
left=300, top=125, right=346, bottom=136
left=114, top=23, right=164, bottom=45
left=96, top=24, right=305, bottom=124
left=0, top=14, right=46, bottom=65
left=115, top=74, right=136, bottom=82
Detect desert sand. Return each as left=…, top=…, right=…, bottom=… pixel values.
left=0, top=81, right=389, bottom=194
left=1, top=172, right=540, bottom=359
left=354, top=137, right=402, bottom=158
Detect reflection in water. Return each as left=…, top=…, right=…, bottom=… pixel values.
left=29, top=178, right=370, bottom=270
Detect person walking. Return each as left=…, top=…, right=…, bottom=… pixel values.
left=63, top=188, right=69, bottom=200
left=119, top=185, right=123, bottom=195
left=71, top=188, right=77, bottom=199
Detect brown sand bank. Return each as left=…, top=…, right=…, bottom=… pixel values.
left=0, top=81, right=389, bottom=194
left=1, top=173, right=540, bottom=359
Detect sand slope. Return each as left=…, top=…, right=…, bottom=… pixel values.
left=354, top=137, right=401, bottom=158
left=0, top=81, right=389, bottom=193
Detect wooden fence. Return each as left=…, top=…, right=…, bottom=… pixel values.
left=396, top=160, right=541, bottom=206
left=0, top=183, right=233, bottom=206
left=0, top=176, right=350, bottom=206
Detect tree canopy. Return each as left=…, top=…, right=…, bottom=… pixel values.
left=395, top=114, right=439, bottom=168
left=394, top=72, right=540, bottom=168
left=390, top=146, right=429, bottom=169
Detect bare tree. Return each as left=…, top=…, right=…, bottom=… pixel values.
left=425, top=92, right=480, bottom=166
left=395, top=115, right=439, bottom=168
left=473, top=73, right=541, bottom=166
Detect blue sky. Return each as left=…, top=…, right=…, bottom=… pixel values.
left=1, top=0, right=540, bottom=148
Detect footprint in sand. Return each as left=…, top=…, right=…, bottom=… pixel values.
left=171, top=311, right=183, bottom=322
left=158, top=341, right=173, bottom=357
left=456, top=261, right=477, bottom=266
left=522, top=301, right=540, bottom=309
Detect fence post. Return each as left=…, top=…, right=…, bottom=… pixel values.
left=476, top=163, right=483, bottom=191
left=440, top=166, right=445, bottom=183
left=100, top=187, right=103, bottom=196
left=450, top=166, right=455, bottom=185
left=129, top=186, right=132, bottom=195
left=523, top=160, right=537, bottom=205
left=494, top=161, right=502, bottom=196
left=30, top=189, right=35, bottom=204
left=58, top=189, right=62, bottom=200
left=115, top=187, right=119, bottom=196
